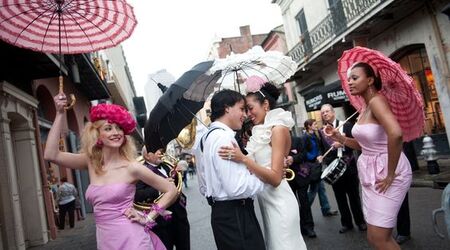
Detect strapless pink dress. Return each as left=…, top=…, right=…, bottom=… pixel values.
left=86, top=183, right=166, bottom=250
left=352, top=123, right=412, bottom=228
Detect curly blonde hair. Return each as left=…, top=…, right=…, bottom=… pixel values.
left=80, top=120, right=137, bottom=174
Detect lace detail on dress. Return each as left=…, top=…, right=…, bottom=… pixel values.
left=246, top=108, right=294, bottom=158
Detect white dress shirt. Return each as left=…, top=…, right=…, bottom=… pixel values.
left=194, top=121, right=265, bottom=200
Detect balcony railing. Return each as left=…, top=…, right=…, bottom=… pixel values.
left=288, top=0, right=385, bottom=64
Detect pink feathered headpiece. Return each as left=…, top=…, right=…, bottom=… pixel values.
left=89, top=103, right=137, bottom=135
left=245, top=75, right=267, bottom=93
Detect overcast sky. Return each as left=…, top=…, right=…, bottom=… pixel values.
left=122, top=0, right=283, bottom=95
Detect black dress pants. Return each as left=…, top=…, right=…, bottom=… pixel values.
left=396, top=193, right=410, bottom=236
left=210, top=198, right=265, bottom=250
left=58, top=200, right=75, bottom=229
left=289, top=178, right=314, bottom=232
left=332, top=171, right=365, bottom=228
left=153, top=202, right=190, bottom=250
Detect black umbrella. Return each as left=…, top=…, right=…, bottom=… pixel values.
left=144, top=61, right=221, bottom=152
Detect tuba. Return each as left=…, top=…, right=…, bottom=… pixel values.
left=133, top=153, right=183, bottom=211
left=176, top=118, right=197, bottom=149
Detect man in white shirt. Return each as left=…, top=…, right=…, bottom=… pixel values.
left=195, top=89, right=266, bottom=250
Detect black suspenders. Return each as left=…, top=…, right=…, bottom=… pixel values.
left=200, top=127, right=224, bottom=152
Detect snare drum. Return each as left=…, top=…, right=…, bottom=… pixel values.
left=321, top=158, right=347, bottom=185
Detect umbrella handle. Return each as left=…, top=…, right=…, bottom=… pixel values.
left=59, top=76, right=76, bottom=110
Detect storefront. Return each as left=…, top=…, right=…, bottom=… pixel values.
left=393, top=45, right=448, bottom=155
left=394, top=46, right=445, bottom=135
left=303, top=80, right=354, bottom=125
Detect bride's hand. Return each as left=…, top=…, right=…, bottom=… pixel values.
left=219, top=142, right=245, bottom=162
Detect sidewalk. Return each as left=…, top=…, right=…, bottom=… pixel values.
left=413, top=157, right=450, bottom=189
left=31, top=158, right=450, bottom=250
left=29, top=214, right=96, bottom=250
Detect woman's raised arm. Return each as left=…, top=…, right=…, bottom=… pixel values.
left=44, top=93, right=88, bottom=169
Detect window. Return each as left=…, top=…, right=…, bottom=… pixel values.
left=296, top=9, right=312, bottom=54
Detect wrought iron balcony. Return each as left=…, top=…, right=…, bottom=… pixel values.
left=289, top=0, right=386, bottom=64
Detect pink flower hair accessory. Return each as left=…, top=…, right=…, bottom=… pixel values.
left=245, top=75, right=267, bottom=93
left=89, top=103, right=137, bottom=135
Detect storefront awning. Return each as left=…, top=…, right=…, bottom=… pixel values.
left=304, top=80, right=349, bottom=112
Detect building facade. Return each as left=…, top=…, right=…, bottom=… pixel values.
left=273, top=0, right=450, bottom=153
left=0, top=39, right=144, bottom=249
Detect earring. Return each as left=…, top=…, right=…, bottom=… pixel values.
left=96, top=139, right=103, bottom=147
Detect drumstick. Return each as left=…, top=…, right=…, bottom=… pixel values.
left=322, top=111, right=359, bottom=159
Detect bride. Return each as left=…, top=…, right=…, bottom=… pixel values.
left=219, top=76, right=307, bottom=250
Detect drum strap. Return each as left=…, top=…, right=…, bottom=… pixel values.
left=336, top=120, right=343, bottom=158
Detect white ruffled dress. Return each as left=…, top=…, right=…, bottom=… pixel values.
left=246, top=108, right=307, bottom=250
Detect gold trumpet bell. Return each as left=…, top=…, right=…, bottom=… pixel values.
left=176, top=118, right=197, bottom=149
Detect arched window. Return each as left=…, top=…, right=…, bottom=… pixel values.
left=392, top=45, right=444, bottom=134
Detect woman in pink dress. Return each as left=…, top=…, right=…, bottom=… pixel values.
left=44, top=92, right=178, bottom=250
left=324, top=62, right=412, bottom=250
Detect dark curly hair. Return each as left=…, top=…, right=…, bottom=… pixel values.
left=246, top=82, right=280, bottom=109
left=351, top=62, right=382, bottom=91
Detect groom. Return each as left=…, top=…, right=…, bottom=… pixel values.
left=194, top=89, right=266, bottom=250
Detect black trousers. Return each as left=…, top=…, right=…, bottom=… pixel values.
left=153, top=214, right=190, bottom=250
left=289, top=178, right=314, bottom=232
left=396, top=193, right=410, bottom=236
left=58, top=200, right=75, bottom=229
left=210, top=198, right=265, bottom=250
left=332, top=170, right=365, bottom=228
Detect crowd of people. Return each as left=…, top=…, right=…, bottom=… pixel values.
left=43, top=51, right=417, bottom=250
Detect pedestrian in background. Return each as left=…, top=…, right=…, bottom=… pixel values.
left=287, top=135, right=317, bottom=238
left=57, top=177, right=77, bottom=229
left=395, top=141, right=418, bottom=244
left=303, top=119, right=338, bottom=218
left=75, top=195, right=84, bottom=221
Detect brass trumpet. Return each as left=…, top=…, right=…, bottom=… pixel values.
left=285, top=168, right=295, bottom=181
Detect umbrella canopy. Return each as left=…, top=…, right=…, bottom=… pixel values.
left=0, top=0, right=137, bottom=54
left=144, top=61, right=221, bottom=153
left=210, top=46, right=297, bottom=93
left=337, top=46, right=425, bottom=142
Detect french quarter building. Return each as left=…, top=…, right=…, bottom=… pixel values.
left=0, top=41, right=145, bottom=249
left=273, top=0, right=450, bottom=154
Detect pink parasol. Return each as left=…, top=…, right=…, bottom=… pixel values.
left=0, top=0, right=137, bottom=109
left=337, top=46, right=425, bottom=142
left=0, top=0, right=137, bottom=54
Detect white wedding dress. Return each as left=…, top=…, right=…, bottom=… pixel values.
left=246, top=108, right=307, bottom=250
